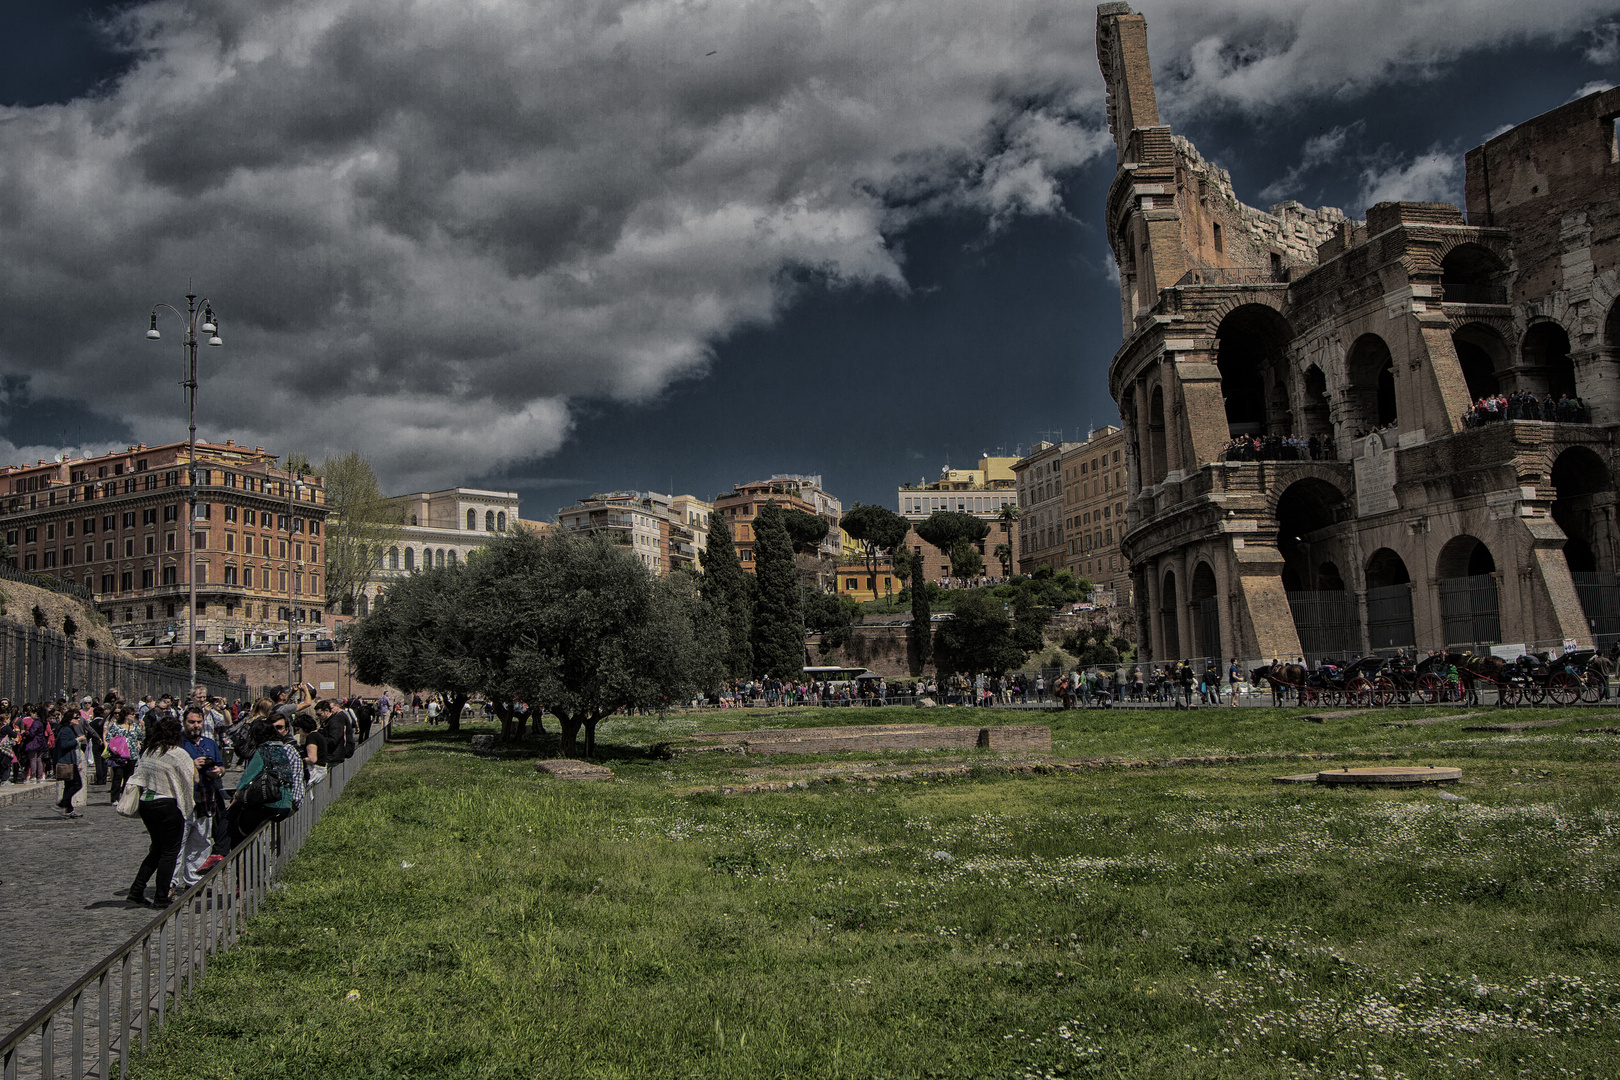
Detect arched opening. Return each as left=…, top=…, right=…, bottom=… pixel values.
left=1365, top=548, right=1415, bottom=649
left=1522, top=322, right=1577, bottom=401
left=497, top=511, right=507, bottom=531
left=1440, top=243, right=1506, bottom=305
left=1452, top=323, right=1506, bottom=400
left=1190, top=562, right=1220, bottom=661
left=1435, top=535, right=1499, bottom=647
left=1215, top=305, right=1294, bottom=437
left=1553, top=447, right=1620, bottom=649
left=404, top=547, right=415, bottom=571
left=1160, top=569, right=1180, bottom=660
left=357, top=594, right=370, bottom=618
left=1301, top=364, right=1332, bottom=443
left=1607, top=300, right=1620, bottom=349
left=435, top=549, right=446, bottom=568
left=485, top=510, right=495, bottom=531
left=468, top=509, right=477, bottom=531
left=1148, top=385, right=1168, bottom=483
left=1277, top=479, right=1358, bottom=656
left=388, top=547, right=399, bottom=570
left=448, top=549, right=459, bottom=566
left=1270, top=381, right=1293, bottom=436
left=1345, top=334, right=1397, bottom=435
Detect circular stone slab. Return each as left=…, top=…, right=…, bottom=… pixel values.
left=1316, top=766, right=1462, bottom=787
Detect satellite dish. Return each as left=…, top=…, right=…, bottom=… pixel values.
left=53, top=453, right=63, bottom=463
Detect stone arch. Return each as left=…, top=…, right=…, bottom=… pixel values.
left=485, top=510, right=495, bottom=531
left=448, top=549, right=459, bottom=567
left=497, top=511, right=507, bottom=531
left=435, top=548, right=446, bottom=568
left=1551, top=446, right=1616, bottom=574
left=1215, top=304, right=1295, bottom=437
left=1434, top=534, right=1500, bottom=647
left=357, top=594, right=370, bottom=618
left=1147, top=383, right=1168, bottom=483
left=404, top=547, right=415, bottom=571
left=1345, top=333, right=1396, bottom=433
left=1189, top=561, right=1220, bottom=661
left=1365, top=548, right=1416, bottom=650
left=1160, top=568, right=1180, bottom=660
left=1435, top=534, right=1496, bottom=579
left=388, top=547, right=399, bottom=570
left=1522, top=321, right=1577, bottom=400
left=468, top=509, right=477, bottom=531
left=1451, top=322, right=1508, bottom=400
left=1274, top=477, right=1347, bottom=590
left=1301, top=364, right=1332, bottom=441
left=1439, top=242, right=1507, bottom=304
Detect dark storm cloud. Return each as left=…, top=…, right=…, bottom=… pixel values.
left=0, top=0, right=1610, bottom=488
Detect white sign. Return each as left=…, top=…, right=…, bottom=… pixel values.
left=1489, top=644, right=1524, bottom=660
left=319, top=681, right=336, bottom=690
left=1353, top=435, right=1398, bottom=516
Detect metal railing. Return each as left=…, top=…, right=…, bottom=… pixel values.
left=0, top=722, right=387, bottom=1079
left=0, top=623, right=246, bottom=705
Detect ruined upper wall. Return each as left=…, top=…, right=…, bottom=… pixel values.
left=1465, top=86, right=1620, bottom=306
left=1096, top=2, right=1161, bottom=164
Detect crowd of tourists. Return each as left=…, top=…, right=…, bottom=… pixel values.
left=1219, top=433, right=1336, bottom=462
left=1462, top=391, right=1587, bottom=427
left=0, top=685, right=377, bottom=909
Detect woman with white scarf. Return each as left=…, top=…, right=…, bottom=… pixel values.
left=124, top=713, right=196, bottom=908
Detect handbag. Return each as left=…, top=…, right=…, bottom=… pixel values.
left=243, top=760, right=283, bottom=807
left=115, top=784, right=142, bottom=817
left=54, top=761, right=76, bottom=781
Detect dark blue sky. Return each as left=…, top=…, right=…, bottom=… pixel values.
left=3, top=2, right=1616, bottom=516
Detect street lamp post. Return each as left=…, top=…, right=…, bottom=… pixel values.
left=146, top=291, right=222, bottom=691
left=287, top=473, right=306, bottom=689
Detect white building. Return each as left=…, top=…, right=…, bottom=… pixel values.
left=358, top=487, right=523, bottom=614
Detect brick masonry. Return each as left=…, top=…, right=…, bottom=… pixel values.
left=688, top=723, right=1051, bottom=754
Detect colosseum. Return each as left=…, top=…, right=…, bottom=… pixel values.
left=1097, top=2, right=1620, bottom=663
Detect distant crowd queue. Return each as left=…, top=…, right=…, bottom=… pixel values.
left=1462, top=391, right=1586, bottom=427
left=0, top=685, right=385, bottom=908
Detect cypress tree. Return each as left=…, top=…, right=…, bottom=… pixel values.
left=700, top=510, right=753, bottom=679
left=907, top=550, right=933, bottom=670
left=750, top=501, right=804, bottom=679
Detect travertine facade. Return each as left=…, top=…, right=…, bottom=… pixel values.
left=1098, top=2, right=1620, bottom=662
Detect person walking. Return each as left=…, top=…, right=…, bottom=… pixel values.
left=104, top=705, right=141, bottom=802
left=125, top=713, right=196, bottom=908
left=53, top=706, right=86, bottom=817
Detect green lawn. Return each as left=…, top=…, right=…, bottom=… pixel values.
left=134, top=705, right=1620, bottom=1079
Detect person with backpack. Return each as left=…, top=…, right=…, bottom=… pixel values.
left=226, top=712, right=303, bottom=847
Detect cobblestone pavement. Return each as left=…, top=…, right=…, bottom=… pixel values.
left=0, top=771, right=236, bottom=1034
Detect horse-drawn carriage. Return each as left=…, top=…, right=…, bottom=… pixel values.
left=1251, top=650, right=1611, bottom=707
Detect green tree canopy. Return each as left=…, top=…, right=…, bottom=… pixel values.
left=699, top=510, right=754, bottom=679
left=320, top=450, right=405, bottom=615
left=914, top=511, right=990, bottom=577
left=803, top=591, right=860, bottom=655
left=749, top=501, right=804, bottom=678
left=904, top=549, right=932, bottom=670
left=840, top=503, right=910, bottom=597
left=935, top=590, right=1026, bottom=676
left=348, top=563, right=479, bottom=732
left=779, top=508, right=830, bottom=555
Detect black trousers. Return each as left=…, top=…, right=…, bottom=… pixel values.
left=133, top=797, right=185, bottom=900
left=226, top=800, right=292, bottom=848
left=57, top=765, right=82, bottom=809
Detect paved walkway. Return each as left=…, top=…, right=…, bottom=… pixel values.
left=0, top=769, right=236, bottom=1034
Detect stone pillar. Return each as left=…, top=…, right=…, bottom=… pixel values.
left=1143, top=560, right=1163, bottom=661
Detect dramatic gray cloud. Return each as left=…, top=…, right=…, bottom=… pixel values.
left=0, top=0, right=1611, bottom=489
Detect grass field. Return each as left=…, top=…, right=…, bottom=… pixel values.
left=133, top=704, right=1620, bottom=1079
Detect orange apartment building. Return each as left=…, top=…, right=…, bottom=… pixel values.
left=0, top=440, right=328, bottom=648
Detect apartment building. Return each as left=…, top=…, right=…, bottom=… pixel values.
left=1013, top=441, right=1080, bottom=576
left=714, top=475, right=843, bottom=574
left=1061, top=426, right=1130, bottom=605
left=0, top=439, right=328, bottom=648
left=896, top=456, right=1021, bottom=581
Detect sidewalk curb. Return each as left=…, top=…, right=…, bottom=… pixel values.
left=0, top=782, right=56, bottom=808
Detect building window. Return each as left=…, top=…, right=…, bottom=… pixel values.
left=103, top=514, right=115, bottom=532
left=404, top=548, right=414, bottom=571
left=82, top=518, right=94, bottom=535
left=162, top=566, right=177, bottom=585
left=224, top=566, right=237, bottom=585
left=145, top=536, right=154, bottom=555
left=485, top=510, right=495, bottom=531
left=124, top=539, right=133, bottom=557
left=83, top=545, right=91, bottom=563
left=497, top=512, right=506, bottom=531
left=166, top=533, right=175, bottom=552
left=102, top=573, right=115, bottom=593
left=122, top=512, right=135, bottom=528
left=197, top=564, right=207, bottom=585
left=119, top=571, right=132, bottom=592
left=193, top=532, right=206, bottom=549
left=104, top=542, right=113, bottom=560
left=24, top=527, right=36, bottom=543
left=141, top=568, right=154, bottom=589
left=225, top=506, right=237, bottom=522
left=164, top=504, right=177, bottom=522
left=143, top=508, right=156, bottom=525
left=225, top=533, right=235, bottom=552
left=244, top=509, right=255, bottom=526
left=468, top=509, right=477, bottom=531
left=389, top=547, right=399, bottom=570
left=244, top=535, right=253, bottom=555
left=243, top=567, right=253, bottom=588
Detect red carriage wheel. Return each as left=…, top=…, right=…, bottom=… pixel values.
left=1495, top=682, right=1520, bottom=707
left=1548, top=671, right=1581, bottom=706
left=1581, top=670, right=1606, bottom=704
left=1416, top=673, right=1443, bottom=705
left=1373, top=676, right=1397, bottom=707
left=1345, top=676, right=1373, bottom=707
